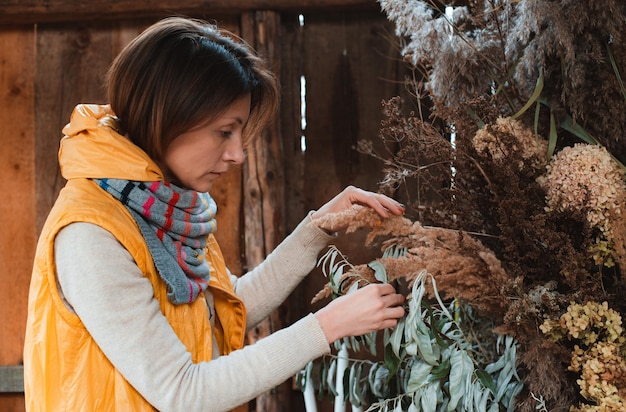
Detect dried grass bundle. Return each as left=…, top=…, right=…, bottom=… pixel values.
left=313, top=205, right=511, bottom=317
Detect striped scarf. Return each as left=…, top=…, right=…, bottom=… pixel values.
left=94, top=178, right=217, bottom=304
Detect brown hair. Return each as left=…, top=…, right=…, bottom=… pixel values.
left=106, top=17, right=278, bottom=167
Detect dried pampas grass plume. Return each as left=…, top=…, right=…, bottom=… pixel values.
left=311, top=205, right=511, bottom=318
left=311, top=204, right=414, bottom=245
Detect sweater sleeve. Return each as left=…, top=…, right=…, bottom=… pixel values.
left=55, top=222, right=330, bottom=412
left=232, top=212, right=335, bottom=328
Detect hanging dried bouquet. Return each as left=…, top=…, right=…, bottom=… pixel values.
left=299, top=1, right=626, bottom=411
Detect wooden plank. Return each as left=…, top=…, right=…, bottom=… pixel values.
left=0, top=366, right=24, bottom=393
left=301, top=10, right=405, bottom=233
left=0, top=24, right=36, bottom=365
left=210, top=165, right=244, bottom=276
left=284, top=8, right=408, bottom=338
left=241, top=10, right=288, bottom=412
left=0, top=24, right=36, bottom=412
left=241, top=9, right=285, bottom=304
left=278, top=13, right=409, bottom=411
left=35, top=22, right=114, bottom=231
left=242, top=11, right=285, bottom=262
left=280, top=14, right=307, bottom=233
left=0, top=0, right=379, bottom=25
left=278, top=15, right=311, bottom=362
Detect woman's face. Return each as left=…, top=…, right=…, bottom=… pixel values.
left=163, top=94, right=251, bottom=192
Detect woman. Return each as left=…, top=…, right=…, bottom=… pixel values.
left=23, top=17, right=405, bottom=411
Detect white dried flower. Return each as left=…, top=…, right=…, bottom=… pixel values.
left=537, top=143, right=626, bottom=238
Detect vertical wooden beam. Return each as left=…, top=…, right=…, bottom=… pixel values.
left=279, top=13, right=313, bottom=369
left=0, top=25, right=36, bottom=412
left=280, top=14, right=307, bottom=234
left=241, top=10, right=285, bottom=262
left=241, top=10, right=287, bottom=412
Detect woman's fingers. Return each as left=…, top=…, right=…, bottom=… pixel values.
left=382, top=291, right=406, bottom=309
left=368, top=290, right=405, bottom=330
left=312, top=186, right=404, bottom=220
left=315, top=283, right=406, bottom=343
left=348, top=188, right=404, bottom=218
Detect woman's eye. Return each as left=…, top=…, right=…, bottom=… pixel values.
left=220, top=130, right=233, bottom=138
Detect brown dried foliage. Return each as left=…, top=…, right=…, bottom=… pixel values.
left=325, top=94, right=625, bottom=409
left=332, top=1, right=626, bottom=409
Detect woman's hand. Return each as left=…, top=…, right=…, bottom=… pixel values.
left=311, top=186, right=404, bottom=222
left=314, top=283, right=405, bottom=343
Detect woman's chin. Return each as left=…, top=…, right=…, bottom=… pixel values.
left=195, top=183, right=213, bottom=193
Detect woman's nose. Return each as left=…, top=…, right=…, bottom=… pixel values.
left=224, top=135, right=245, bottom=165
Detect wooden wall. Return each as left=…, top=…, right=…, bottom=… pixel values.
left=0, top=26, right=36, bottom=412
left=0, top=1, right=408, bottom=411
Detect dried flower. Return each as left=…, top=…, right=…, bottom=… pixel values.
left=538, top=143, right=626, bottom=239
left=345, top=1, right=626, bottom=410
left=312, top=205, right=510, bottom=316
left=541, top=301, right=626, bottom=410
left=473, top=117, right=548, bottom=170
left=572, top=340, right=626, bottom=411
left=311, top=204, right=411, bottom=236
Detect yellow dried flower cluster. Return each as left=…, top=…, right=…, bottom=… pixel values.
left=588, top=239, right=616, bottom=268
left=472, top=116, right=548, bottom=170
left=570, top=341, right=626, bottom=411
left=541, top=301, right=623, bottom=345
left=537, top=143, right=626, bottom=237
left=541, top=301, right=626, bottom=411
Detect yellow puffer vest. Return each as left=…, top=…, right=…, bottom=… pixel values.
left=23, top=104, right=246, bottom=411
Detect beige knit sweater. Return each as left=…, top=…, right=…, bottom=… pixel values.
left=54, top=214, right=332, bottom=411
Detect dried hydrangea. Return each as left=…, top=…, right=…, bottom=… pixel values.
left=537, top=143, right=626, bottom=238
left=588, top=239, right=616, bottom=268
left=571, top=341, right=626, bottom=411
left=541, top=301, right=624, bottom=345
left=473, top=116, right=548, bottom=170
left=541, top=301, right=626, bottom=411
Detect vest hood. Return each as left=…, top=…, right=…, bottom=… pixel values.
left=59, top=104, right=163, bottom=181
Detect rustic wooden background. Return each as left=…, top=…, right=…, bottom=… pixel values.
left=0, top=1, right=409, bottom=411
